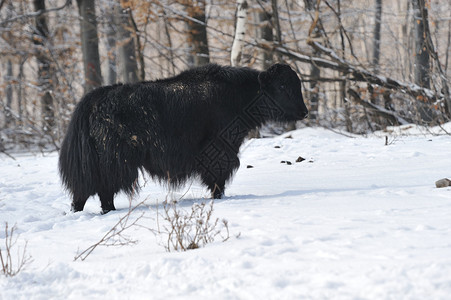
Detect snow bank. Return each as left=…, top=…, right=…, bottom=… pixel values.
left=1, top=127, right=450, bottom=299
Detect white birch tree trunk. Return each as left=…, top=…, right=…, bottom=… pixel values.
left=231, top=0, right=248, bottom=67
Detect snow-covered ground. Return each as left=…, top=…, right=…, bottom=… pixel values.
left=1, top=125, right=451, bottom=299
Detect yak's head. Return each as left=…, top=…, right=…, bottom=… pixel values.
left=258, top=64, right=308, bottom=122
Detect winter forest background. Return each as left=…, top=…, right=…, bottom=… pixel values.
left=1, top=0, right=450, bottom=152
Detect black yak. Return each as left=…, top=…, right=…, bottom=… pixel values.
left=59, top=63, right=308, bottom=214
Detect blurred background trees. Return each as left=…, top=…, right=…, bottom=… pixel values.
left=0, top=0, right=450, bottom=151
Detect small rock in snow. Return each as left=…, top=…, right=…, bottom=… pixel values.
left=435, top=178, right=451, bottom=188
left=296, top=156, right=306, bottom=163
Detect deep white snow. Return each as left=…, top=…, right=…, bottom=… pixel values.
left=1, top=125, right=451, bottom=299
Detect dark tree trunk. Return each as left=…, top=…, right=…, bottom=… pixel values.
left=116, top=6, right=139, bottom=83
left=4, top=59, right=14, bottom=127
left=412, top=0, right=435, bottom=122
left=184, top=0, right=210, bottom=67
left=335, top=0, right=352, bottom=132
left=33, top=0, right=54, bottom=133
left=257, top=0, right=273, bottom=70
left=17, top=58, right=25, bottom=124
left=412, top=0, right=430, bottom=89
left=128, top=11, right=145, bottom=81
left=163, top=9, right=176, bottom=76
left=271, top=0, right=282, bottom=63
left=417, top=0, right=450, bottom=118
left=76, top=0, right=102, bottom=93
left=372, top=0, right=382, bottom=73
left=105, top=7, right=117, bottom=85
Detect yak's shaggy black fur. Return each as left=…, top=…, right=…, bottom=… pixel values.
left=59, top=63, right=308, bottom=213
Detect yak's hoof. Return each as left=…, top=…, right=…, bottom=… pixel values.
left=101, top=207, right=116, bottom=215
left=71, top=203, right=83, bottom=213
left=212, top=192, right=224, bottom=199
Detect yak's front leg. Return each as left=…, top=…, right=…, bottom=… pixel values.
left=209, top=181, right=225, bottom=199
left=200, top=149, right=240, bottom=199
left=99, top=191, right=116, bottom=214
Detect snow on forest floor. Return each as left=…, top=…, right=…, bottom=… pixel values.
left=1, top=125, right=451, bottom=299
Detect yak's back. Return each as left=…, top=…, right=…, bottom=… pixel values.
left=155, top=64, right=259, bottom=88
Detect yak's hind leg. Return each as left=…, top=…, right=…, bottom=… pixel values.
left=97, top=155, right=140, bottom=214
left=71, top=192, right=89, bottom=212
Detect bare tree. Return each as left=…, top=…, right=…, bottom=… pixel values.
left=162, top=8, right=176, bottom=76
left=372, top=0, right=382, bottom=73
left=4, top=59, right=13, bottom=127
left=412, top=0, right=430, bottom=89
left=33, top=0, right=55, bottom=133
left=116, top=4, right=139, bottom=83
left=270, top=0, right=282, bottom=63
left=182, top=0, right=210, bottom=67
left=105, top=6, right=117, bottom=85
left=305, top=0, right=320, bottom=122
left=415, top=0, right=451, bottom=118
left=255, top=0, right=273, bottom=70
left=76, top=0, right=102, bottom=93
left=231, top=0, right=248, bottom=66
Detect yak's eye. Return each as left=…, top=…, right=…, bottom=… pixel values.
left=280, top=84, right=285, bottom=89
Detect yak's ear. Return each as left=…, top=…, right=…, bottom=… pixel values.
left=258, top=71, right=270, bottom=87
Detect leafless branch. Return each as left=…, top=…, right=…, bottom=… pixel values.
left=0, top=0, right=7, bottom=12
left=274, top=44, right=443, bottom=104
left=74, top=199, right=147, bottom=261
left=1, top=223, right=33, bottom=277
left=0, top=0, right=71, bottom=27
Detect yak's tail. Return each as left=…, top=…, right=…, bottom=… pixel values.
left=58, top=92, right=99, bottom=200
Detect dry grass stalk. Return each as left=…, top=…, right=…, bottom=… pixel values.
left=1, top=222, right=32, bottom=277
left=156, top=199, right=230, bottom=252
